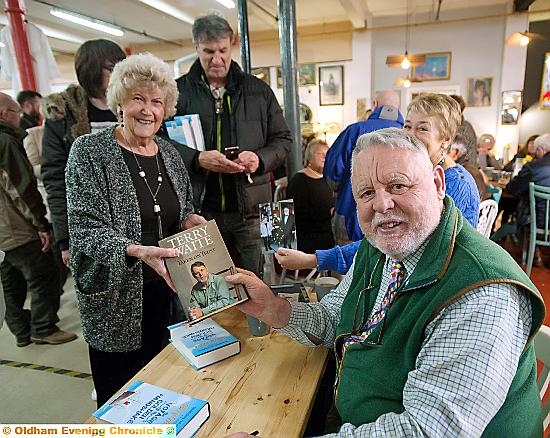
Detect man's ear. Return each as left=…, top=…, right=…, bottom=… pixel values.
left=433, top=165, right=446, bottom=199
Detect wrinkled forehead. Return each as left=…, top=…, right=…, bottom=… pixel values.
left=352, top=146, right=428, bottom=183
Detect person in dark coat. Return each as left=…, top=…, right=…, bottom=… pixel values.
left=172, top=12, right=291, bottom=277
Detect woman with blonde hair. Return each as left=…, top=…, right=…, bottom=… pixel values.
left=66, top=53, right=205, bottom=406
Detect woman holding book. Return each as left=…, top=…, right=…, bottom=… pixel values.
left=66, top=53, right=205, bottom=407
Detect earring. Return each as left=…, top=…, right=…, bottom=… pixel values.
left=118, top=110, right=124, bottom=127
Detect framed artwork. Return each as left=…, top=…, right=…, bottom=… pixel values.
left=501, top=90, right=522, bottom=125
left=411, top=52, right=451, bottom=81
left=467, top=77, right=492, bottom=107
left=251, top=67, right=271, bottom=86
left=541, top=52, right=550, bottom=110
left=276, top=63, right=317, bottom=88
left=298, top=63, right=316, bottom=86
left=319, top=65, right=344, bottom=106
left=406, top=85, right=460, bottom=106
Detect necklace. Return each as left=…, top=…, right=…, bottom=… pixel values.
left=127, top=140, right=164, bottom=239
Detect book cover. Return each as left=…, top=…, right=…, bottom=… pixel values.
left=169, top=319, right=240, bottom=370
left=93, top=380, right=209, bottom=438
left=159, top=220, right=248, bottom=324
left=259, top=200, right=296, bottom=252
left=184, top=114, right=205, bottom=152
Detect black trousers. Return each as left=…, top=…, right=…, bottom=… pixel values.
left=0, top=239, right=60, bottom=343
left=202, top=210, right=262, bottom=276
left=88, top=277, right=176, bottom=407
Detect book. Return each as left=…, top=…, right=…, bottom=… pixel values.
left=175, top=116, right=197, bottom=150
left=169, top=319, right=240, bottom=370
left=159, top=220, right=248, bottom=324
left=165, top=119, right=187, bottom=146
left=184, top=114, right=205, bottom=152
left=93, top=380, right=209, bottom=438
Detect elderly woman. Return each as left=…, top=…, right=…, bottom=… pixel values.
left=66, top=53, right=205, bottom=407
left=276, top=93, right=481, bottom=276
left=404, top=93, right=480, bottom=227
left=287, top=139, right=334, bottom=254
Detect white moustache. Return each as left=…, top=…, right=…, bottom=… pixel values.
left=372, top=214, right=405, bottom=228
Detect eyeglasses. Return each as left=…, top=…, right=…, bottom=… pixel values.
left=103, top=64, right=115, bottom=73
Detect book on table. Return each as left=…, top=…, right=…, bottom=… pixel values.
left=169, top=318, right=240, bottom=370
left=92, top=380, right=209, bottom=438
left=158, top=219, right=248, bottom=325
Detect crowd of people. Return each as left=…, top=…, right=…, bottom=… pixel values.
left=0, top=8, right=549, bottom=438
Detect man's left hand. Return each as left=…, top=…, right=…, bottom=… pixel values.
left=182, top=213, right=207, bottom=230
left=235, top=151, right=260, bottom=174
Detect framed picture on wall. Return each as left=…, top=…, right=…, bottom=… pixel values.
left=319, top=65, right=344, bottom=106
left=298, top=64, right=316, bottom=86
left=467, top=77, right=492, bottom=107
left=541, top=52, right=550, bottom=110
left=276, top=64, right=317, bottom=88
left=501, top=90, right=522, bottom=125
left=411, top=52, right=451, bottom=81
left=406, top=85, right=460, bottom=106
left=251, top=67, right=271, bottom=86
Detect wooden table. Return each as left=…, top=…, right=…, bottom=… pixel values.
left=86, top=307, right=328, bottom=437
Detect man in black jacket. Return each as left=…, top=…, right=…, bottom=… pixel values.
left=0, top=92, right=76, bottom=347
left=174, top=12, right=292, bottom=276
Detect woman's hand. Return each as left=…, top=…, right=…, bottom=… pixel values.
left=126, top=244, right=179, bottom=291
left=275, top=248, right=317, bottom=270
left=225, top=268, right=291, bottom=329
left=181, top=213, right=207, bottom=230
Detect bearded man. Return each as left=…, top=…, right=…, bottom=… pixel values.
left=225, top=128, right=545, bottom=437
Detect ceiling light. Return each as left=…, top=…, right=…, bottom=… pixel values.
left=401, top=53, right=411, bottom=69
left=137, top=0, right=194, bottom=24
left=50, top=9, right=124, bottom=37
left=216, top=0, right=236, bottom=8
left=394, top=76, right=419, bottom=88
left=386, top=53, right=425, bottom=68
left=506, top=31, right=544, bottom=46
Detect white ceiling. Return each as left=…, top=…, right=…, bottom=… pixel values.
left=0, top=0, right=545, bottom=54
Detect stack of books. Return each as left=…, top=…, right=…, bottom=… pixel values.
left=165, top=114, right=205, bottom=151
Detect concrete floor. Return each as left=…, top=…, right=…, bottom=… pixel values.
left=0, top=277, right=96, bottom=423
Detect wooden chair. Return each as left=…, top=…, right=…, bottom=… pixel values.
left=525, top=183, right=550, bottom=276
left=477, top=199, right=499, bottom=238
left=534, top=324, right=550, bottom=430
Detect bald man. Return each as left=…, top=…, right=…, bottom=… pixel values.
left=324, top=90, right=404, bottom=244
left=0, top=92, right=76, bottom=347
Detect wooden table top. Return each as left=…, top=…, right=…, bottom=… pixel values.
left=86, top=306, right=328, bottom=438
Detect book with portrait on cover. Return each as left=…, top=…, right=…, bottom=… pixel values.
left=159, top=219, right=248, bottom=325
left=92, top=380, right=209, bottom=438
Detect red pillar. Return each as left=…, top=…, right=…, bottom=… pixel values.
left=4, top=0, right=36, bottom=90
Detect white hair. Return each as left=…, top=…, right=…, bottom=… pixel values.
left=106, top=53, right=178, bottom=119
left=534, top=133, right=550, bottom=153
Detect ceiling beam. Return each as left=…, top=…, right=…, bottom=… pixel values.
left=339, top=0, right=372, bottom=29
left=514, top=0, right=537, bottom=12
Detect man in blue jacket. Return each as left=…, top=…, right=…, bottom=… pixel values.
left=324, top=91, right=403, bottom=244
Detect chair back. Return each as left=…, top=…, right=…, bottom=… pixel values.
left=477, top=199, right=499, bottom=237
left=526, top=183, right=550, bottom=275
left=274, top=177, right=288, bottom=202
left=534, top=325, right=550, bottom=430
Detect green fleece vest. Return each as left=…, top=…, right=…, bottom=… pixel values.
left=334, top=197, right=545, bottom=437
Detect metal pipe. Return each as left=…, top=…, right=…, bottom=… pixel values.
left=4, top=0, right=36, bottom=90
left=237, top=0, right=251, bottom=73
left=278, top=0, right=301, bottom=179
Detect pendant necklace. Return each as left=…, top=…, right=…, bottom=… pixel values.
left=127, top=138, right=164, bottom=239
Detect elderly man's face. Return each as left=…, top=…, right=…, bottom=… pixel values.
left=196, top=37, right=232, bottom=84
left=352, top=145, right=445, bottom=259
left=191, top=265, right=209, bottom=283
